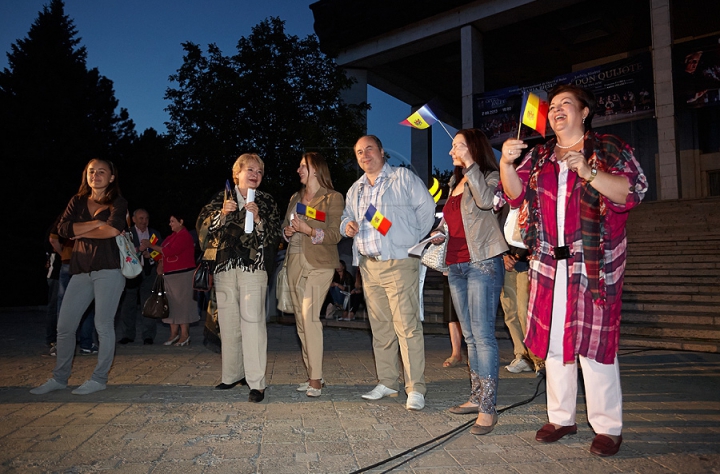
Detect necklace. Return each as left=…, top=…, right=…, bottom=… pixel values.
left=555, top=134, right=585, bottom=149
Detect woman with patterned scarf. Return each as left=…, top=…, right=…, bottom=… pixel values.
left=197, top=153, right=281, bottom=403
left=499, top=84, right=647, bottom=457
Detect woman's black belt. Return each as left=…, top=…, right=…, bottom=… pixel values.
left=552, top=245, right=572, bottom=260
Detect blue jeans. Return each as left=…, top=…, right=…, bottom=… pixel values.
left=447, top=256, right=504, bottom=406
left=328, top=286, right=347, bottom=308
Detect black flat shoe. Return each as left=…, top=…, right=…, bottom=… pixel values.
left=248, top=389, right=265, bottom=403
left=215, top=378, right=247, bottom=390
left=118, top=337, right=133, bottom=344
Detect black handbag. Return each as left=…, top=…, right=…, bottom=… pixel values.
left=142, top=275, right=169, bottom=319
left=193, top=260, right=213, bottom=292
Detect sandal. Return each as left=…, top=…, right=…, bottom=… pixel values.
left=443, top=356, right=463, bottom=368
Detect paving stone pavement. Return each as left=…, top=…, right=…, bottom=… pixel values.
left=1, top=308, right=719, bottom=473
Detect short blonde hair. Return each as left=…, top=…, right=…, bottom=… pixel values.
left=232, top=153, right=264, bottom=185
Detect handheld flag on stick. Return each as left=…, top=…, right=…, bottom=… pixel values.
left=149, top=234, right=162, bottom=261
left=364, top=205, right=392, bottom=236
left=400, top=105, right=438, bottom=130
left=518, top=91, right=549, bottom=139
left=296, top=203, right=326, bottom=222
left=400, top=104, right=454, bottom=139
left=224, top=179, right=234, bottom=203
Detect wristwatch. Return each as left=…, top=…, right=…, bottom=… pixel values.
left=586, top=167, right=598, bottom=183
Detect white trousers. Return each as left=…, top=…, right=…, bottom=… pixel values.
left=546, top=259, right=623, bottom=436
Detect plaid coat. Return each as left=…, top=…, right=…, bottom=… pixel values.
left=505, top=132, right=648, bottom=364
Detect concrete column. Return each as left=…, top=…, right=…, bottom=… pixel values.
left=342, top=68, right=368, bottom=132
left=461, top=25, right=484, bottom=129
left=650, top=0, right=679, bottom=199
left=411, top=126, right=431, bottom=185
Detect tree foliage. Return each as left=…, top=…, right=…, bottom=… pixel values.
left=0, top=0, right=137, bottom=303
left=165, top=17, right=368, bottom=211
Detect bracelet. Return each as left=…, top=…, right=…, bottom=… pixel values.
left=586, top=167, right=598, bottom=183
left=311, top=228, right=324, bottom=245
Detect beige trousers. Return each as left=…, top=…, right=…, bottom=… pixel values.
left=500, top=268, right=542, bottom=366
left=359, top=257, right=426, bottom=395
left=286, top=252, right=334, bottom=380
left=214, top=267, right=268, bottom=390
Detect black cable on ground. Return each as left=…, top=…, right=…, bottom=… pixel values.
left=350, top=345, right=712, bottom=472
left=349, top=372, right=546, bottom=474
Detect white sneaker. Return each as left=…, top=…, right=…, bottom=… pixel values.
left=506, top=357, right=532, bottom=373
left=406, top=391, right=425, bottom=411
left=306, top=387, right=322, bottom=398
left=361, top=384, right=398, bottom=400
left=296, top=379, right=325, bottom=392
left=30, top=378, right=67, bottom=395
left=71, top=380, right=106, bottom=395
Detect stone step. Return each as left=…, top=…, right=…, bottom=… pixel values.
left=620, top=322, right=720, bottom=341
left=621, top=300, right=720, bottom=314
left=625, top=262, right=720, bottom=271
left=627, top=254, right=720, bottom=264
left=624, top=275, right=720, bottom=285
left=624, top=267, right=720, bottom=277
left=627, top=231, right=720, bottom=241
left=624, top=294, right=720, bottom=304
left=618, top=335, right=720, bottom=353
left=622, top=311, right=719, bottom=326
left=623, top=283, right=714, bottom=294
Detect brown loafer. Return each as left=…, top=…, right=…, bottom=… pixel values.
left=590, top=434, right=622, bottom=456
left=448, top=404, right=480, bottom=414
left=470, top=413, right=498, bottom=435
left=535, top=423, right=577, bottom=443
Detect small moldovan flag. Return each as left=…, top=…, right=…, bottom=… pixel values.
left=399, top=104, right=438, bottom=130
left=520, top=91, right=549, bottom=137
left=364, top=205, right=392, bottom=236
left=149, top=234, right=162, bottom=261
left=224, top=179, right=233, bottom=202
left=296, top=202, right=326, bottom=222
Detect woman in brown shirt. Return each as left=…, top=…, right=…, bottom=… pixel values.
left=31, top=159, right=128, bottom=396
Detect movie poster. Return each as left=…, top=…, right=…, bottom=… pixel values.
left=474, top=52, right=655, bottom=145
left=674, top=36, right=720, bottom=108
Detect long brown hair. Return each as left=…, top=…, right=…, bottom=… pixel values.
left=303, top=152, right=334, bottom=190
left=452, top=129, right=498, bottom=185
left=77, top=158, right=121, bottom=204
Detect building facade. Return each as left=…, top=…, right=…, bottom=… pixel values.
left=310, top=0, right=720, bottom=201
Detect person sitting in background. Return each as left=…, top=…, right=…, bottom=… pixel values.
left=343, top=267, right=365, bottom=321
left=325, top=260, right=354, bottom=319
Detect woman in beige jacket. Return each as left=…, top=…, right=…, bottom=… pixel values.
left=282, top=152, right=344, bottom=397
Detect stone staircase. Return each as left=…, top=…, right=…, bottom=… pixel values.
left=621, top=198, right=720, bottom=353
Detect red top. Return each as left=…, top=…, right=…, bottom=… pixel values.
left=443, top=193, right=470, bottom=265
left=161, top=227, right=196, bottom=273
